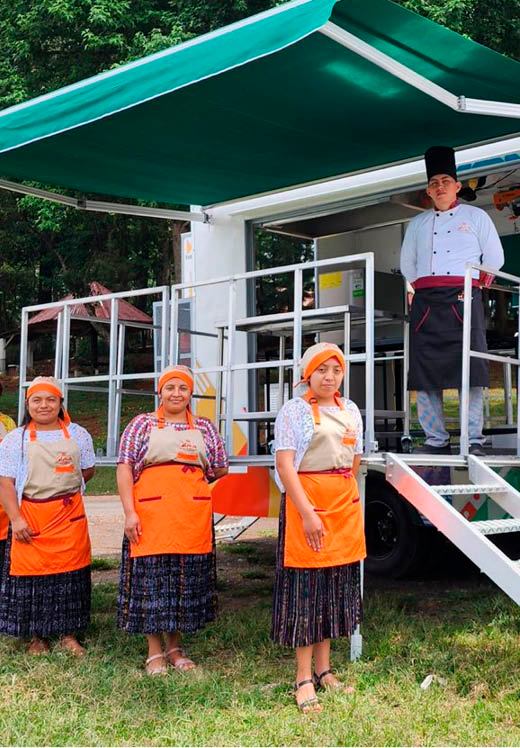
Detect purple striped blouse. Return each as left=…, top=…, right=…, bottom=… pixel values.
left=118, top=413, right=228, bottom=482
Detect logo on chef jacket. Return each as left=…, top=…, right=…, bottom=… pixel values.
left=457, top=222, right=472, bottom=233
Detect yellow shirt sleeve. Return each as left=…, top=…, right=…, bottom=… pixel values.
left=0, top=413, right=17, bottom=433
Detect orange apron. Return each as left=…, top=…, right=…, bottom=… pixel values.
left=10, top=421, right=91, bottom=576
left=130, top=412, right=213, bottom=558
left=0, top=422, right=9, bottom=541
left=284, top=397, right=366, bottom=569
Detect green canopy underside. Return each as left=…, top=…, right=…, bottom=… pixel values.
left=0, top=0, right=518, bottom=207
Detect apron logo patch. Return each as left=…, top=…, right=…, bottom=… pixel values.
left=457, top=292, right=464, bottom=302
left=178, top=439, right=197, bottom=453
left=342, top=426, right=357, bottom=446
left=55, top=451, right=73, bottom=466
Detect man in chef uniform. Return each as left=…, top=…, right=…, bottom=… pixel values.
left=400, top=146, right=504, bottom=455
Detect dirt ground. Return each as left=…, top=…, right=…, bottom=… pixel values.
left=86, top=495, right=279, bottom=593
left=85, top=495, right=278, bottom=556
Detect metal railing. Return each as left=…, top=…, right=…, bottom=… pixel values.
left=18, top=287, right=170, bottom=459
left=170, top=253, right=377, bottom=454
left=461, top=263, right=520, bottom=456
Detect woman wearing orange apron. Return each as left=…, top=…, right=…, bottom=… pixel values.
left=0, top=382, right=17, bottom=574
left=117, top=365, right=228, bottom=676
left=0, top=377, right=95, bottom=655
left=271, top=342, right=366, bottom=713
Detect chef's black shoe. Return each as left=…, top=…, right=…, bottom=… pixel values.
left=469, top=444, right=487, bottom=457
left=414, top=443, right=452, bottom=455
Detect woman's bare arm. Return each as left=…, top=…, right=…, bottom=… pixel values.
left=116, top=463, right=141, bottom=545
left=0, top=476, right=34, bottom=543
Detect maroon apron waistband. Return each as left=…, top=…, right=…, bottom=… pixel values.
left=298, top=468, right=353, bottom=477
left=413, top=275, right=480, bottom=290
left=22, top=490, right=79, bottom=504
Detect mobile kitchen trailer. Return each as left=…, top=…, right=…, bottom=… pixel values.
left=1, top=0, right=520, bottom=657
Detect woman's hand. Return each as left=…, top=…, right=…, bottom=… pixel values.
left=12, top=516, right=35, bottom=544
left=124, top=511, right=142, bottom=545
left=301, top=509, right=325, bottom=552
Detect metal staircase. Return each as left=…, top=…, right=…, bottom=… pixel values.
left=385, top=453, right=520, bottom=604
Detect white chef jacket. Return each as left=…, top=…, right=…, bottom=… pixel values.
left=400, top=204, right=504, bottom=284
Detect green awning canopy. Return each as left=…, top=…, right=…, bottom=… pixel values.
left=0, top=0, right=518, bottom=207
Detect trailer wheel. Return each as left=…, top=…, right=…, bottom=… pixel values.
left=364, top=478, right=423, bottom=577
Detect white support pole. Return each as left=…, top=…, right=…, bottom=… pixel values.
left=160, top=287, right=169, bottom=370
left=460, top=266, right=473, bottom=456
left=169, top=287, right=179, bottom=365
left=54, top=311, right=64, bottom=380
left=18, top=309, right=29, bottom=424
left=320, top=22, right=459, bottom=109
left=106, top=299, right=119, bottom=459
left=403, top=279, right=411, bottom=441
left=158, top=287, right=169, bottom=410
left=343, top=311, right=351, bottom=400
left=277, top=336, right=286, bottom=410
left=0, top=179, right=206, bottom=222
left=60, top=305, right=71, bottom=410
left=458, top=97, right=520, bottom=119
left=292, top=268, right=303, bottom=386
left=114, top=322, right=126, bottom=451
left=350, top=461, right=366, bottom=661
left=0, top=339, right=5, bottom=375
left=504, top=362, right=514, bottom=425
left=364, top=253, right=376, bottom=453
left=224, top=280, right=237, bottom=455
left=319, top=23, right=520, bottom=120
left=517, top=281, right=520, bottom=457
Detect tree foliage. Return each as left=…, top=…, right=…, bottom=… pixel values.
left=0, top=0, right=517, bottom=330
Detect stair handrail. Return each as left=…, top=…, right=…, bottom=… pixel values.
left=460, top=263, right=520, bottom=455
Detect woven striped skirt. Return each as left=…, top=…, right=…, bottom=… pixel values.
left=0, top=539, right=5, bottom=581
left=271, top=495, right=363, bottom=648
left=0, top=533, right=91, bottom=639
left=117, top=537, right=217, bottom=634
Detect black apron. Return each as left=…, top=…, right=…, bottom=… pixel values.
left=408, top=286, right=488, bottom=391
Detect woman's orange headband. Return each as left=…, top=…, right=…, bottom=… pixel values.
left=303, top=350, right=345, bottom=381
left=158, top=369, right=194, bottom=394
left=26, top=383, right=64, bottom=401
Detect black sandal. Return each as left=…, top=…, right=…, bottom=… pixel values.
left=314, top=669, right=354, bottom=693
left=294, top=678, right=322, bottom=713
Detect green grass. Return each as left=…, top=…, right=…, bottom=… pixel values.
left=86, top=466, right=117, bottom=496
left=0, top=549, right=519, bottom=746
left=90, top=557, right=120, bottom=571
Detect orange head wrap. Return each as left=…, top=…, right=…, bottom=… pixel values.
left=297, top=343, right=346, bottom=424
left=299, top=342, right=346, bottom=383
left=158, top=365, right=194, bottom=394
left=26, top=376, right=71, bottom=425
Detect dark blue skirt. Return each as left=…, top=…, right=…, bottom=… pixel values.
left=0, top=534, right=91, bottom=639
left=117, top=537, right=217, bottom=634
left=271, top=495, right=362, bottom=648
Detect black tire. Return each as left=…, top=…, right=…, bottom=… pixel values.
left=364, top=475, right=426, bottom=578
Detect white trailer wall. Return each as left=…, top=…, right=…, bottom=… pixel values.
left=190, top=213, right=251, bottom=455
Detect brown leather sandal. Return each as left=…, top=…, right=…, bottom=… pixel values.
left=314, top=669, right=354, bottom=693
left=294, top=678, right=322, bottom=713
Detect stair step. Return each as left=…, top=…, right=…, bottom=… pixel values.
left=214, top=522, right=247, bottom=538
left=432, top=484, right=508, bottom=496
left=472, top=518, right=520, bottom=535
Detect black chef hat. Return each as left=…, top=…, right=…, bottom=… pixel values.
left=424, top=146, right=457, bottom=182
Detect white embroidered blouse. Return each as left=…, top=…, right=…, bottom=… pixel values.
left=273, top=396, right=363, bottom=492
